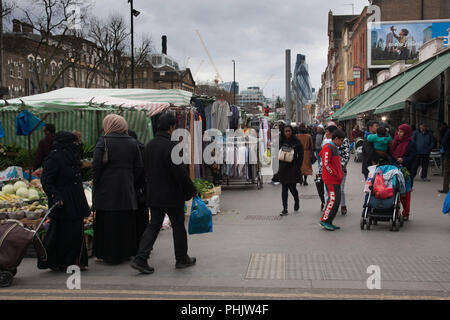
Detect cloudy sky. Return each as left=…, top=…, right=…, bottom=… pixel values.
left=17, top=0, right=368, bottom=99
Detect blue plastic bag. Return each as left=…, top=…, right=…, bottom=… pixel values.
left=443, top=192, right=450, bottom=214
left=15, top=110, right=45, bottom=136
left=0, top=120, right=5, bottom=138
left=188, top=197, right=213, bottom=235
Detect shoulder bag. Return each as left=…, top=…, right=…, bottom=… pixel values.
left=279, top=145, right=294, bottom=163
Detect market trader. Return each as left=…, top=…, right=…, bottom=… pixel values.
left=34, top=123, right=56, bottom=170
left=131, top=113, right=198, bottom=274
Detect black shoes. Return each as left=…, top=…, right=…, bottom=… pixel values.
left=294, top=201, right=300, bottom=212
left=131, top=258, right=155, bottom=274
left=280, top=209, right=288, bottom=216
left=438, top=190, right=448, bottom=194
left=341, top=206, right=347, bottom=215
left=176, top=256, right=197, bottom=269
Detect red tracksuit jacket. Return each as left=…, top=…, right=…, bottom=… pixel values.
left=320, top=143, right=344, bottom=185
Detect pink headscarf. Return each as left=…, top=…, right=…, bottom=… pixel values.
left=102, top=114, right=128, bottom=135
left=390, top=124, right=412, bottom=159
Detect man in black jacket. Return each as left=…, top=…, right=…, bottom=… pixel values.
left=131, top=113, right=198, bottom=274
left=362, top=120, right=379, bottom=180
left=439, top=126, right=450, bottom=194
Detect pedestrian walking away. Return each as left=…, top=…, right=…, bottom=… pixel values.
left=315, top=124, right=325, bottom=167
left=92, top=114, right=143, bottom=265
left=278, top=125, right=304, bottom=215
left=296, top=123, right=313, bottom=186
left=319, top=129, right=345, bottom=231
left=412, top=124, right=435, bottom=181
left=390, top=124, right=417, bottom=221
left=39, top=131, right=91, bottom=271
left=131, top=113, right=198, bottom=275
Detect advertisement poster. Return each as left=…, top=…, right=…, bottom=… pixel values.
left=367, top=19, right=450, bottom=68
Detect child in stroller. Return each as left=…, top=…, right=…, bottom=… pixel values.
left=360, top=161, right=406, bottom=232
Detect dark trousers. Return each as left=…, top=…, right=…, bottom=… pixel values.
left=135, top=206, right=188, bottom=262
left=321, top=184, right=341, bottom=224
left=412, top=154, right=430, bottom=179
left=282, top=184, right=299, bottom=210
left=443, top=157, right=450, bottom=193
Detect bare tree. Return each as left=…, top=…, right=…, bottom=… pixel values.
left=16, top=0, right=91, bottom=93
left=89, top=15, right=153, bottom=88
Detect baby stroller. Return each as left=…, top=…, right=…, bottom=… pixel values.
left=0, top=203, right=58, bottom=287
left=360, top=164, right=405, bottom=232
left=354, top=138, right=364, bottom=162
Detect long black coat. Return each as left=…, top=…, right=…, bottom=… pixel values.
left=144, top=131, right=197, bottom=209
left=41, top=149, right=90, bottom=220
left=278, top=136, right=304, bottom=185
left=92, top=132, right=143, bottom=211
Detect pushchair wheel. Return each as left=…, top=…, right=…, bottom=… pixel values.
left=367, top=218, right=371, bottom=230
left=0, top=271, right=14, bottom=287
left=399, top=215, right=404, bottom=228
left=360, top=218, right=366, bottom=230
left=389, top=218, right=395, bottom=232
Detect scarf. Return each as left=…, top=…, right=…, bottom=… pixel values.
left=390, top=124, right=412, bottom=159
left=103, top=114, right=129, bottom=135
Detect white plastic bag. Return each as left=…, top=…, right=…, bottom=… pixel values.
left=364, top=165, right=377, bottom=193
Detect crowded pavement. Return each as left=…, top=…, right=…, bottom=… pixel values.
left=2, top=154, right=450, bottom=300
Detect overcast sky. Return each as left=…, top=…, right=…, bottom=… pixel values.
left=17, top=0, right=369, bottom=99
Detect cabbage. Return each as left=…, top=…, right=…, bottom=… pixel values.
left=16, top=187, right=29, bottom=198
left=13, top=181, right=27, bottom=192
left=2, top=184, right=15, bottom=194
left=28, top=189, right=40, bottom=201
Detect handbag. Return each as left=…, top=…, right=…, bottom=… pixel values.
left=188, top=197, right=213, bottom=235
left=102, top=137, right=109, bottom=164
left=279, top=146, right=294, bottom=163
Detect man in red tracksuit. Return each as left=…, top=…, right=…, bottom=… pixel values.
left=319, top=129, right=345, bottom=231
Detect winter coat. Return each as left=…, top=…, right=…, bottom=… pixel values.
left=320, top=143, right=344, bottom=185
left=34, top=134, right=56, bottom=170
left=412, top=130, right=435, bottom=155
left=41, top=149, right=91, bottom=220
left=442, top=128, right=450, bottom=158
left=391, top=140, right=418, bottom=174
left=144, top=131, right=197, bottom=208
left=92, top=132, right=143, bottom=211
left=362, top=136, right=376, bottom=177
left=296, top=133, right=313, bottom=176
left=278, top=136, right=304, bottom=185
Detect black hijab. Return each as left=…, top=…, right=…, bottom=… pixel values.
left=53, top=131, right=81, bottom=166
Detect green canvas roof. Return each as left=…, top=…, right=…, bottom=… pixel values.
left=335, top=49, right=450, bottom=120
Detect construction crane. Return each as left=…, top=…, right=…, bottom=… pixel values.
left=194, top=59, right=204, bottom=79
left=195, top=30, right=223, bottom=85
left=261, top=74, right=274, bottom=92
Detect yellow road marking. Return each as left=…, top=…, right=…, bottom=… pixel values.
left=0, top=289, right=449, bottom=300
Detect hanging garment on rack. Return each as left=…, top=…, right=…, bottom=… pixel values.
left=205, top=104, right=213, bottom=130
left=229, top=105, right=240, bottom=130
left=194, top=118, right=203, bottom=165
left=212, top=100, right=231, bottom=133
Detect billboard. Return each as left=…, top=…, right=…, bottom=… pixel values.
left=367, top=19, right=450, bottom=68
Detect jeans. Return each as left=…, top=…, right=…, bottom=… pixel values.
left=412, top=154, right=430, bottom=179
left=443, top=157, right=450, bottom=192
left=282, top=184, right=299, bottom=210
left=135, top=206, right=188, bottom=262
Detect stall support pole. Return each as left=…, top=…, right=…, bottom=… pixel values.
left=189, top=110, right=195, bottom=180
left=285, top=49, right=291, bottom=125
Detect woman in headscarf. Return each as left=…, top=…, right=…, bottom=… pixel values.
left=389, top=124, right=417, bottom=221
left=296, top=123, right=313, bottom=186
left=278, top=125, right=304, bottom=215
left=93, top=114, right=143, bottom=265
left=39, top=131, right=91, bottom=271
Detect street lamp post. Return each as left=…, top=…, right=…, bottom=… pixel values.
left=232, top=60, right=236, bottom=105
left=128, top=0, right=140, bottom=88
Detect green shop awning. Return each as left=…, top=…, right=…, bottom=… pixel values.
left=335, top=90, right=370, bottom=121
left=375, top=51, right=450, bottom=114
